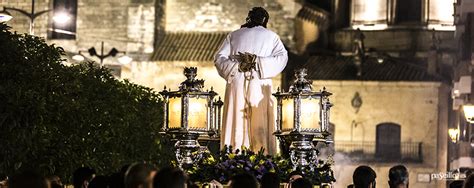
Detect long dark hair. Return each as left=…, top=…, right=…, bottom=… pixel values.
left=241, top=7, right=269, bottom=28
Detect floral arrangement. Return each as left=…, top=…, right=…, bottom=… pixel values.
left=182, top=145, right=336, bottom=185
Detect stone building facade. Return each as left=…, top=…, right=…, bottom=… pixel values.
left=303, top=55, right=450, bottom=187
left=288, top=1, right=457, bottom=187
left=322, top=80, right=449, bottom=188
left=1, top=0, right=459, bottom=187
left=449, top=0, right=474, bottom=176
left=124, top=0, right=298, bottom=96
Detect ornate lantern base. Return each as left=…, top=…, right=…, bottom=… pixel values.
left=173, top=132, right=206, bottom=169
left=287, top=133, right=318, bottom=171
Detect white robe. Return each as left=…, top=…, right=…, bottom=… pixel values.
left=214, top=26, right=288, bottom=154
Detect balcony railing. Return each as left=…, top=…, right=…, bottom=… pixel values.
left=334, top=141, right=423, bottom=163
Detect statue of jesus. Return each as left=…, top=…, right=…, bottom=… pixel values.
left=214, top=7, right=288, bottom=154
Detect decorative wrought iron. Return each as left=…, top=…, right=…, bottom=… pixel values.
left=159, top=67, right=221, bottom=168
left=273, top=68, right=333, bottom=170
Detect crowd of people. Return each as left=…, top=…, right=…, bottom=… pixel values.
left=1, top=163, right=474, bottom=188
left=346, top=165, right=474, bottom=188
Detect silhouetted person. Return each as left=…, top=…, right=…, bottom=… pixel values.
left=9, top=171, right=49, bottom=188
left=463, top=174, right=474, bottom=188
left=153, top=167, right=187, bottom=188
left=388, top=165, right=409, bottom=188
left=229, top=173, right=258, bottom=188
left=287, top=170, right=303, bottom=183
left=352, top=165, right=376, bottom=188
left=0, top=173, right=7, bottom=188
left=46, top=175, right=62, bottom=188
left=466, top=169, right=473, bottom=177
left=88, top=175, right=109, bottom=188
left=260, top=172, right=280, bottom=188
left=124, top=163, right=157, bottom=188
left=109, top=165, right=130, bottom=188
left=290, top=178, right=312, bottom=188
left=450, top=180, right=463, bottom=188
left=73, top=167, right=96, bottom=188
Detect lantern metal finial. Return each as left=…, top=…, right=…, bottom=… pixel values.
left=289, top=68, right=313, bottom=92
left=180, top=67, right=204, bottom=92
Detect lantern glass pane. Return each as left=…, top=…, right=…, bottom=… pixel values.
left=188, top=97, right=208, bottom=129
left=169, top=97, right=182, bottom=128
left=282, top=99, right=294, bottom=131
left=301, top=97, right=320, bottom=129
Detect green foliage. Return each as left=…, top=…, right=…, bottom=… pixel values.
left=0, top=23, right=173, bottom=182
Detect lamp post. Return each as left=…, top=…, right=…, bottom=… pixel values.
left=74, top=41, right=130, bottom=67
left=273, top=69, right=333, bottom=171
left=160, top=67, right=220, bottom=168
left=0, top=0, right=51, bottom=34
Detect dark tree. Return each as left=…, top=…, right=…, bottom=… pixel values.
left=0, top=23, right=173, bottom=182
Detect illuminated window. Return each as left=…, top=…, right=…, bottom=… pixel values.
left=427, top=0, right=455, bottom=30
left=350, top=0, right=454, bottom=30
left=351, top=0, right=388, bottom=29
left=49, top=0, right=77, bottom=40
left=395, top=0, right=422, bottom=24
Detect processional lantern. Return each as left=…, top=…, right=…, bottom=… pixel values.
left=273, top=68, right=333, bottom=170
left=160, top=67, right=219, bottom=168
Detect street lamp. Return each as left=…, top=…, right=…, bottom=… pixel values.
left=449, top=128, right=460, bottom=143
left=159, top=67, right=220, bottom=168
left=0, top=0, right=52, bottom=34
left=74, top=41, right=131, bottom=67
left=462, top=104, right=474, bottom=123
left=0, top=9, right=12, bottom=22
left=273, top=68, right=333, bottom=170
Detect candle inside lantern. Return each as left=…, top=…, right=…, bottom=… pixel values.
left=169, top=97, right=182, bottom=128
left=300, top=98, right=320, bottom=130
left=282, top=99, right=294, bottom=131
left=188, top=97, right=208, bottom=129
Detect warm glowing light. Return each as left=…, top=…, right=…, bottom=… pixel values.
left=169, top=97, right=182, bottom=128
left=188, top=98, right=207, bottom=129
left=428, top=24, right=455, bottom=31
left=118, top=55, right=133, bottom=65
left=453, top=90, right=460, bottom=96
left=352, top=24, right=388, bottom=30
left=72, top=54, right=85, bottom=61
left=282, top=99, right=294, bottom=131
left=0, top=13, right=12, bottom=22
left=61, top=60, right=71, bottom=66
left=144, top=47, right=154, bottom=53
left=463, top=105, right=474, bottom=123
left=300, top=98, right=320, bottom=129
left=53, top=12, right=71, bottom=25
left=429, top=0, right=455, bottom=25
left=352, top=0, right=387, bottom=24
left=448, top=128, right=459, bottom=143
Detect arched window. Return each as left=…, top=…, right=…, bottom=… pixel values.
left=375, top=123, right=401, bottom=160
